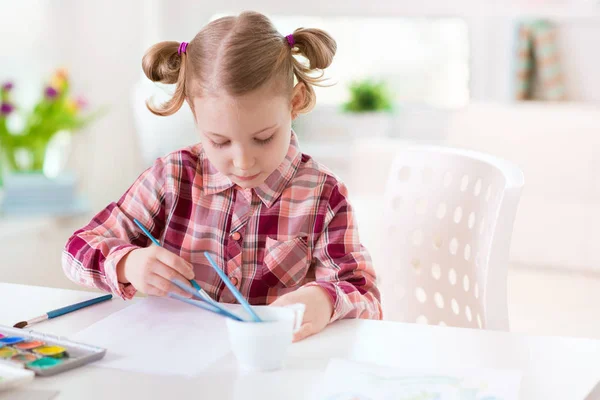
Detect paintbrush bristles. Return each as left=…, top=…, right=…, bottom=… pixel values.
left=13, top=314, right=46, bottom=329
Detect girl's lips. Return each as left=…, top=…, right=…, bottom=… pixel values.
left=233, top=173, right=260, bottom=181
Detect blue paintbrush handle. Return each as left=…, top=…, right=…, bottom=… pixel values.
left=133, top=218, right=161, bottom=246
left=203, top=251, right=262, bottom=322
left=168, top=293, right=245, bottom=322
left=133, top=218, right=203, bottom=292
left=47, top=294, right=113, bottom=319
left=171, top=279, right=245, bottom=322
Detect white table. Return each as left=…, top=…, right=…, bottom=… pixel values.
left=0, top=283, right=598, bottom=400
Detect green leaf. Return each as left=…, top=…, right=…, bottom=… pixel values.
left=342, top=79, right=394, bottom=113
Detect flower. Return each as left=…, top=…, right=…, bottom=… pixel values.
left=55, top=68, right=69, bottom=80
left=50, top=68, right=69, bottom=92
left=45, top=86, right=58, bottom=99
left=0, top=68, right=101, bottom=175
left=75, top=96, right=88, bottom=110
left=66, top=99, right=78, bottom=114
left=0, top=102, right=14, bottom=116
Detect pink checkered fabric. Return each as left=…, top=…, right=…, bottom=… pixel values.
left=62, top=133, right=382, bottom=322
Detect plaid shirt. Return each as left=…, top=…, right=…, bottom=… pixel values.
left=62, top=133, right=382, bottom=322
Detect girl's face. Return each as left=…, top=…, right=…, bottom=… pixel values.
left=192, top=83, right=305, bottom=189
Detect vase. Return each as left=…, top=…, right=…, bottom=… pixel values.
left=42, top=130, right=73, bottom=178
left=0, top=130, right=72, bottom=182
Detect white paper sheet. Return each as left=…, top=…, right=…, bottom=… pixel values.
left=72, top=297, right=234, bottom=377
left=317, top=358, right=522, bottom=400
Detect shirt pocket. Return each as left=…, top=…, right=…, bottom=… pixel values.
left=260, top=236, right=311, bottom=288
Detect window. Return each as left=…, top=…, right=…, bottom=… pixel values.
left=211, top=14, right=470, bottom=108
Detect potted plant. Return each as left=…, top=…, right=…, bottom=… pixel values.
left=0, top=69, right=101, bottom=186
left=341, top=79, right=394, bottom=138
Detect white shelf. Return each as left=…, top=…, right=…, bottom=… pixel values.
left=0, top=216, right=55, bottom=239
left=0, top=214, right=90, bottom=240
left=300, top=141, right=353, bottom=161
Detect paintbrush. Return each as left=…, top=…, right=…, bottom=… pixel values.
left=203, top=251, right=263, bottom=322
left=168, top=292, right=245, bottom=322
left=13, top=294, right=113, bottom=328
left=170, top=278, right=245, bottom=322
left=132, top=218, right=204, bottom=293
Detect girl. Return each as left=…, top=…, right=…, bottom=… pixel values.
left=62, top=11, right=382, bottom=341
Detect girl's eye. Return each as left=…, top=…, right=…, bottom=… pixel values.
left=211, top=140, right=230, bottom=148
left=255, top=135, right=274, bottom=145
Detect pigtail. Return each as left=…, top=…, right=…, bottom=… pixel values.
left=288, top=28, right=337, bottom=113
left=142, top=41, right=189, bottom=116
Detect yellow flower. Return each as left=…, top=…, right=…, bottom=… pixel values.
left=56, top=68, right=69, bottom=80
left=50, top=77, right=63, bottom=91
left=50, top=68, right=69, bottom=91
left=65, top=99, right=78, bottom=114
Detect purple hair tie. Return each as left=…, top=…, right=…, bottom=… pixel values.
left=286, top=34, right=295, bottom=48
left=178, top=42, right=189, bottom=55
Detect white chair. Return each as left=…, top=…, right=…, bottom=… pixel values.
left=379, top=145, right=524, bottom=330
left=131, top=76, right=198, bottom=167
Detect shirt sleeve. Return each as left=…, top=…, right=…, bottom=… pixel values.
left=62, top=158, right=168, bottom=299
left=303, top=182, right=383, bottom=322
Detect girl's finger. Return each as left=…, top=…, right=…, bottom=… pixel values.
left=146, top=273, right=192, bottom=298
left=293, top=322, right=315, bottom=342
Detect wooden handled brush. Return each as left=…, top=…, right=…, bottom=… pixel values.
left=13, top=294, right=113, bottom=329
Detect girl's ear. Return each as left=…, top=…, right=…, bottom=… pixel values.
left=290, top=82, right=307, bottom=120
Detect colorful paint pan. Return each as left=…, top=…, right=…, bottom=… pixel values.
left=0, top=325, right=107, bottom=376
left=14, top=340, right=45, bottom=350
left=33, top=345, right=67, bottom=358
left=27, top=357, right=63, bottom=369
left=0, top=337, right=25, bottom=345
left=0, top=347, right=18, bottom=359
left=12, top=353, right=38, bottom=363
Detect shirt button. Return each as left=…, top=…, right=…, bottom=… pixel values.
left=230, top=277, right=239, bottom=286
left=231, top=231, right=241, bottom=241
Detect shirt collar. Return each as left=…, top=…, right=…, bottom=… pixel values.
left=200, top=148, right=235, bottom=196
left=254, top=131, right=302, bottom=208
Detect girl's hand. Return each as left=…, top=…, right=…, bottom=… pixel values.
left=116, top=246, right=195, bottom=297
left=270, top=286, right=334, bottom=342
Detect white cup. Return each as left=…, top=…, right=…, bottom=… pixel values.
left=226, top=303, right=305, bottom=371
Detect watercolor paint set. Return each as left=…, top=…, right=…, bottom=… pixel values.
left=0, top=325, right=106, bottom=377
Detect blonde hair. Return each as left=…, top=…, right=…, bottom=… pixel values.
left=142, top=11, right=337, bottom=116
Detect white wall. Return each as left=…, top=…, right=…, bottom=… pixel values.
left=3, top=0, right=597, bottom=210
left=163, top=0, right=600, bottom=104
left=0, top=1, right=63, bottom=108
left=446, top=103, right=600, bottom=272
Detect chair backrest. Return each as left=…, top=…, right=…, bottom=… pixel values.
left=131, top=76, right=197, bottom=166
left=379, top=145, right=524, bottom=330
